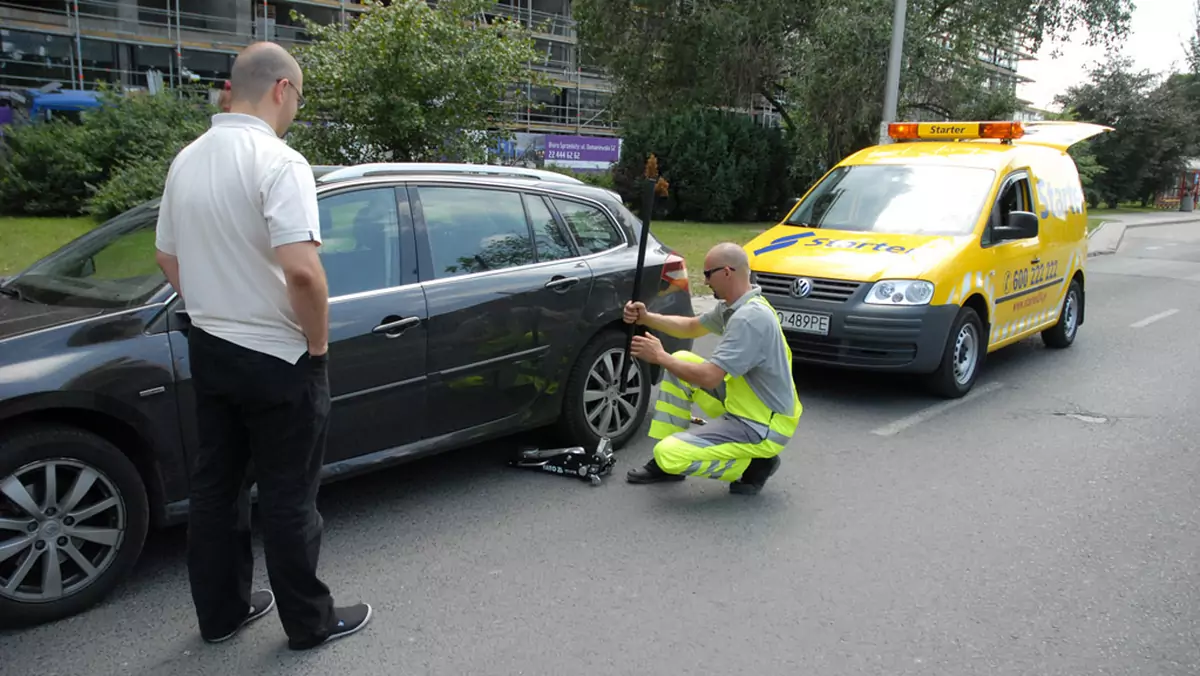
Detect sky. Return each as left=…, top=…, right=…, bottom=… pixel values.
left=1017, top=0, right=1196, bottom=110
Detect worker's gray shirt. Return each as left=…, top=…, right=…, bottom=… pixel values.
left=698, top=287, right=795, bottom=415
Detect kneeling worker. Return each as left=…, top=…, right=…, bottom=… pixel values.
left=624, top=242, right=802, bottom=494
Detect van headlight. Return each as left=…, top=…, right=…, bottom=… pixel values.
left=864, top=279, right=934, bottom=306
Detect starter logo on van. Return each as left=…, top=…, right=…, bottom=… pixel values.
left=753, top=231, right=914, bottom=256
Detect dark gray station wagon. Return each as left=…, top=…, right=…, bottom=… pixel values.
left=0, top=163, right=694, bottom=629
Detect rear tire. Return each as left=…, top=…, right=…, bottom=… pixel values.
left=0, top=426, right=149, bottom=630
left=926, top=306, right=985, bottom=399
left=1042, top=279, right=1082, bottom=349
left=556, top=330, right=652, bottom=450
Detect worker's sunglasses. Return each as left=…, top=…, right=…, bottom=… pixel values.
left=703, top=266, right=734, bottom=279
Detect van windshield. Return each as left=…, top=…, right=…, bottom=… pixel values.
left=1, top=201, right=167, bottom=309
left=785, top=164, right=996, bottom=236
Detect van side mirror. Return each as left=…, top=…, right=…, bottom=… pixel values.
left=994, top=211, right=1039, bottom=241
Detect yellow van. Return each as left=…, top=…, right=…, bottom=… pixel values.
left=744, top=120, right=1112, bottom=398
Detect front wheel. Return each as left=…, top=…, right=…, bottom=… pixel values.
left=926, top=306, right=986, bottom=399
left=1041, top=279, right=1082, bottom=349
left=0, top=426, right=149, bottom=630
left=556, top=330, right=652, bottom=450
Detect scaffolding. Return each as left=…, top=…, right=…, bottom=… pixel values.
left=0, top=0, right=618, bottom=135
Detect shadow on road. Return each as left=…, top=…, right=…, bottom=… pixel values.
left=129, top=432, right=543, bottom=581
left=789, top=334, right=1061, bottom=403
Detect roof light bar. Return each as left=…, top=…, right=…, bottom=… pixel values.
left=886, top=121, right=1025, bottom=142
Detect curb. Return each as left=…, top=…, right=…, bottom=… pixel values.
left=1122, top=217, right=1200, bottom=229
left=690, top=294, right=718, bottom=314
left=1086, top=220, right=1126, bottom=258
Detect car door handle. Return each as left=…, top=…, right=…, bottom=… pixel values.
left=545, top=276, right=580, bottom=291
left=372, top=316, right=421, bottom=336
left=1031, top=257, right=1041, bottom=264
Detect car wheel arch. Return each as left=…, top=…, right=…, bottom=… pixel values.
left=0, top=402, right=168, bottom=527
left=1072, top=269, right=1086, bottom=326
left=962, top=293, right=991, bottom=333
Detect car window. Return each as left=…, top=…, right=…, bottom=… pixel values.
left=983, top=174, right=1032, bottom=245
left=317, top=188, right=401, bottom=297
left=998, top=177, right=1031, bottom=225
left=2, top=200, right=166, bottom=309
left=551, top=198, right=622, bottom=254
left=420, top=186, right=535, bottom=279
left=525, top=194, right=575, bottom=262
left=785, top=164, right=996, bottom=236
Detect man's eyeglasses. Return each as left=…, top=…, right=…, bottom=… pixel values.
left=704, top=266, right=734, bottom=280
left=277, top=78, right=305, bottom=109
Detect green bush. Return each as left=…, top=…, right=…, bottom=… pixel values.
left=542, top=165, right=616, bottom=190
left=612, top=108, right=800, bottom=222
left=0, top=83, right=213, bottom=218
left=85, top=154, right=175, bottom=220
left=0, top=119, right=102, bottom=215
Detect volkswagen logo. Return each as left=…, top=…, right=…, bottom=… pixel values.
left=790, top=277, right=813, bottom=298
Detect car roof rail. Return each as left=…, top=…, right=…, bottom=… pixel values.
left=311, top=165, right=345, bottom=180
left=315, top=162, right=586, bottom=185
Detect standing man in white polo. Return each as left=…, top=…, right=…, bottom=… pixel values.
left=154, top=41, right=370, bottom=650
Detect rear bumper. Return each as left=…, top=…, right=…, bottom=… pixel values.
left=763, top=286, right=959, bottom=374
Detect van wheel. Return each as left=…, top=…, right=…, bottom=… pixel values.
left=926, top=306, right=985, bottom=399
left=0, top=426, right=149, bottom=630
left=1042, top=279, right=1082, bottom=349
left=556, top=330, right=651, bottom=450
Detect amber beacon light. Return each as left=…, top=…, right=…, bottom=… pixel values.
left=887, top=121, right=1025, bottom=142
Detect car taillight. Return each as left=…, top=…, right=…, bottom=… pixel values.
left=661, top=252, right=689, bottom=293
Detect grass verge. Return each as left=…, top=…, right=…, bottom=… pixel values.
left=650, top=220, right=775, bottom=290
left=0, top=216, right=97, bottom=276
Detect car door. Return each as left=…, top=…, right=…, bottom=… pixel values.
left=982, top=170, right=1048, bottom=340
left=409, top=182, right=594, bottom=437
left=315, top=184, right=428, bottom=463
left=167, top=184, right=428, bottom=470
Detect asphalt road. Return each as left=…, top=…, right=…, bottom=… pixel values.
left=4, top=224, right=1199, bottom=676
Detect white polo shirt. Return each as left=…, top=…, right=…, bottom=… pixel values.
left=155, top=113, right=322, bottom=365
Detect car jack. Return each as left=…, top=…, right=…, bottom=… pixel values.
left=509, top=437, right=616, bottom=486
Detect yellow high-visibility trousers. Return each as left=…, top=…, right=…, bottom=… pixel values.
left=648, top=351, right=789, bottom=484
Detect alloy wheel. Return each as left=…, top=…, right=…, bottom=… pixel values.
left=0, top=459, right=127, bottom=603
left=583, top=347, right=644, bottom=439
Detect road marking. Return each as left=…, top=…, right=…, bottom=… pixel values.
left=870, top=382, right=1004, bottom=437
left=1130, top=309, right=1179, bottom=329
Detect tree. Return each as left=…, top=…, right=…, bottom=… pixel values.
left=1054, top=58, right=1198, bottom=207
left=611, top=107, right=797, bottom=222
left=288, top=0, right=552, bottom=165
left=573, top=0, right=819, bottom=134
left=576, top=0, right=1134, bottom=188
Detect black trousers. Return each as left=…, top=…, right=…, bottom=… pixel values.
left=185, top=326, right=335, bottom=644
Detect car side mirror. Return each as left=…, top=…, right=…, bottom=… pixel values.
left=66, top=256, right=96, bottom=278
left=994, top=211, right=1039, bottom=241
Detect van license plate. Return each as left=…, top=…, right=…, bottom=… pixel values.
left=776, top=310, right=830, bottom=336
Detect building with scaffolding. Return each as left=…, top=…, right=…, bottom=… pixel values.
left=0, top=0, right=620, bottom=139
left=0, top=0, right=1038, bottom=147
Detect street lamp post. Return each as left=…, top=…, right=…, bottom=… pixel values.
left=878, top=0, right=908, bottom=145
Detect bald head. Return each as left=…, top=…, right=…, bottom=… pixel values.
left=702, top=241, right=752, bottom=301
left=229, top=41, right=301, bottom=104
left=707, top=242, right=750, bottom=274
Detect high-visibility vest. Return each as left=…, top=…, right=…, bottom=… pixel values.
left=719, top=295, right=803, bottom=450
